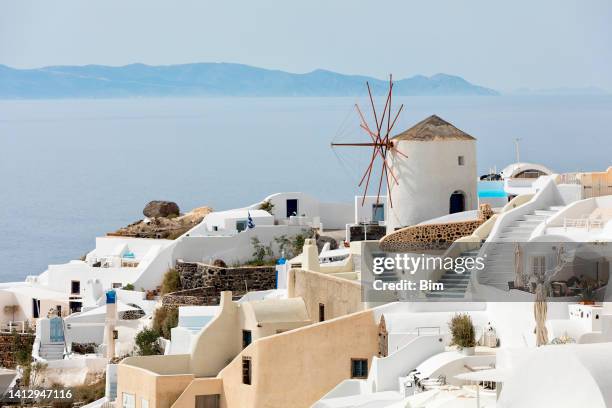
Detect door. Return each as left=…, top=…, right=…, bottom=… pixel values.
left=372, top=204, right=384, bottom=223
left=449, top=191, right=465, bottom=214
left=286, top=199, right=298, bottom=218
left=195, top=395, right=219, bottom=408
left=49, top=317, right=64, bottom=343
left=242, top=330, right=252, bottom=349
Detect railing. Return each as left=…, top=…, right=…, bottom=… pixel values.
left=505, top=177, right=537, bottom=188
left=563, top=217, right=603, bottom=230
left=2, top=321, right=28, bottom=333
left=558, top=173, right=581, bottom=185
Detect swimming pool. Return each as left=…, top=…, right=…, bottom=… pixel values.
left=478, top=181, right=507, bottom=198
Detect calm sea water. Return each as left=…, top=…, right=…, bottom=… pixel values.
left=1, top=95, right=611, bottom=281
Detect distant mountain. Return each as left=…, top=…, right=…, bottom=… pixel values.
left=0, top=63, right=499, bottom=99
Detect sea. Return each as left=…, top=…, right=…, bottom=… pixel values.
left=1, top=95, right=611, bottom=281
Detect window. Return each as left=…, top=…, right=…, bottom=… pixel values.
left=71, top=280, right=80, bottom=294
left=141, top=399, right=149, bottom=408
left=121, top=393, right=135, bottom=408
left=318, top=303, right=325, bottom=322
left=112, top=282, right=122, bottom=288
left=351, top=358, right=368, bottom=378
left=372, top=203, right=384, bottom=223
left=458, top=156, right=465, bottom=166
left=532, top=256, right=546, bottom=277
left=195, top=395, right=220, bottom=408
left=242, top=357, right=252, bottom=385
left=242, top=330, right=252, bottom=349
left=236, top=220, right=248, bottom=232
left=32, top=298, right=40, bottom=319
left=69, top=301, right=82, bottom=314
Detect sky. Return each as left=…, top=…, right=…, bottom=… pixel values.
left=1, top=0, right=611, bottom=92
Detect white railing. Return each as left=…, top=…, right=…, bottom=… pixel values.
left=563, top=217, right=603, bottom=230
left=558, top=173, right=581, bottom=185
left=505, top=178, right=536, bottom=188
left=2, top=321, right=28, bottom=333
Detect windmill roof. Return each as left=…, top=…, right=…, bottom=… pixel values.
left=392, top=114, right=476, bottom=141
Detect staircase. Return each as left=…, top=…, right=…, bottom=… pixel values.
left=424, top=250, right=480, bottom=299
left=38, top=343, right=64, bottom=361
left=478, top=206, right=564, bottom=290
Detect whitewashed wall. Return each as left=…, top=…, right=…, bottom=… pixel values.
left=172, top=225, right=310, bottom=265
left=387, top=139, right=478, bottom=231
left=354, top=196, right=387, bottom=224
left=251, top=192, right=353, bottom=230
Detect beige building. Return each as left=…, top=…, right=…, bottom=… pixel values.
left=116, top=240, right=374, bottom=408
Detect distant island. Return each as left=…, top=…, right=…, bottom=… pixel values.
left=0, top=63, right=499, bottom=98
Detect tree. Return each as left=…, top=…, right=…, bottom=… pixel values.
left=4, top=305, right=19, bottom=322
left=134, top=328, right=162, bottom=356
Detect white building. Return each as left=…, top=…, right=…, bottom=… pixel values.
left=0, top=192, right=355, bottom=328
left=386, top=115, right=478, bottom=232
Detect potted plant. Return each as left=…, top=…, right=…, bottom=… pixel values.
left=449, top=313, right=476, bottom=355
left=580, top=280, right=596, bottom=305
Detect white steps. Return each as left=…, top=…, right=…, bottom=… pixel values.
left=39, top=343, right=64, bottom=360
left=478, top=206, right=563, bottom=290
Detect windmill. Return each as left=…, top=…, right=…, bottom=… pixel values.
left=331, top=75, right=407, bottom=208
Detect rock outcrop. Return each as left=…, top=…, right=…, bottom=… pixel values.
left=143, top=201, right=180, bottom=218
left=110, top=204, right=213, bottom=239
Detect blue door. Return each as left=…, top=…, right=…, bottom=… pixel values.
left=50, top=317, right=64, bottom=343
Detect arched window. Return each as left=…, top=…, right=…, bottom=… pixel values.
left=449, top=191, right=466, bottom=214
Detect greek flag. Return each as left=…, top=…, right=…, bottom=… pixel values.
left=247, top=211, right=256, bottom=229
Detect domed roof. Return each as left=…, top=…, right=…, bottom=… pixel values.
left=392, top=114, right=476, bottom=142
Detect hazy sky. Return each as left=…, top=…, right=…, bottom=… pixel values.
left=1, top=0, right=611, bottom=91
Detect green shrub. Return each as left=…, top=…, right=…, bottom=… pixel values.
left=122, top=283, right=135, bottom=291
left=250, top=237, right=273, bottom=265
left=160, top=268, right=181, bottom=295
left=135, top=328, right=162, bottom=356
left=449, top=313, right=476, bottom=349
left=273, top=229, right=313, bottom=259
left=258, top=200, right=275, bottom=214
left=152, top=307, right=179, bottom=340
left=291, top=233, right=307, bottom=257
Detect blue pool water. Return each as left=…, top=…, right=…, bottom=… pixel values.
left=478, top=190, right=508, bottom=198
left=478, top=181, right=507, bottom=198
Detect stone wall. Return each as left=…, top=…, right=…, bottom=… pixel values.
left=349, top=225, right=387, bottom=242
left=380, top=204, right=494, bottom=252
left=162, top=287, right=223, bottom=307
left=0, top=333, right=34, bottom=368
left=162, top=262, right=276, bottom=306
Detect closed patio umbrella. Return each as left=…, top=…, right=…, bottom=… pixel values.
left=534, top=283, right=548, bottom=346
left=514, top=243, right=524, bottom=289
